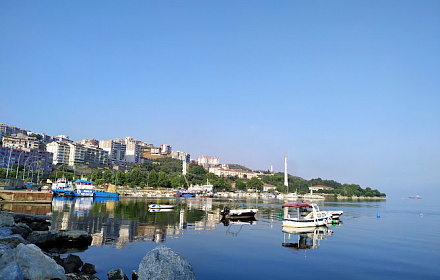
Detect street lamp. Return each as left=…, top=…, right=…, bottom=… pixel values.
left=16, top=150, right=26, bottom=179
left=5, top=145, right=15, bottom=180
left=23, top=156, right=37, bottom=180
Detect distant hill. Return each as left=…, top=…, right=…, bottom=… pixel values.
left=227, top=164, right=251, bottom=171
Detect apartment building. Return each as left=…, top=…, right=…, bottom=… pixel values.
left=47, top=141, right=108, bottom=167
left=208, top=166, right=258, bottom=179
left=99, top=140, right=126, bottom=165
left=125, top=137, right=141, bottom=164
left=198, top=156, right=219, bottom=169
left=0, top=123, right=28, bottom=136
left=0, top=147, right=53, bottom=172
left=2, top=135, right=44, bottom=150
left=160, top=144, right=172, bottom=155
left=171, top=151, right=190, bottom=162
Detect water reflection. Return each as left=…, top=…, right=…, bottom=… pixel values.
left=282, top=226, right=333, bottom=250
left=50, top=197, right=224, bottom=248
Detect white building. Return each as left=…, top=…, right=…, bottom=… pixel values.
left=99, top=140, right=126, bottom=165
left=46, top=141, right=70, bottom=166
left=160, top=144, right=172, bottom=155
left=47, top=142, right=108, bottom=167
left=209, top=166, right=258, bottom=179
left=125, top=137, right=141, bottom=164
left=198, top=155, right=219, bottom=169
left=171, top=151, right=190, bottom=162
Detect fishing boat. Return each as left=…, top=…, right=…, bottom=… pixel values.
left=51, top=178, right=75, bottom=196
left=220, top=206, right=258, bottom=219
left=148, top=204, right=175, bottom=209
left=282, top=202, right=331, bottom=228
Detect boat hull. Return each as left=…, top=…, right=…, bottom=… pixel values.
left=283, top=217, right=329, bottom=228
left=148, top=205, right=175, bottom=209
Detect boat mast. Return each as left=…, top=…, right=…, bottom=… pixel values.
left=284, top=156, right=288, bottom=192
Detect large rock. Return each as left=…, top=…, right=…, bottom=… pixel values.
left=0, top=214, right=15, bottom=227
left=0, top=234, right=27, bottom=248
left=1, top=243, right=66, bottom=280
left=81, top=263, right=96, bottom=274
left=138, top=245, right=195, bottom=280
left=54, top=230, right=93, bottom=248
left=26, top=230, right=56, bottom=248
left=0, top=261, right=24, bottom=280
left=107, top=268, right=129, bottom=280
left=63, top=254, right=84, bottom=273
left=66, top=273, right=100, bottom=280
left=11, top=223, right=32, bottom=238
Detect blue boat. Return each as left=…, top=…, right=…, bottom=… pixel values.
left=52, top=178, right=75, bottom=196
left=74, top=179, right=119, bottom=198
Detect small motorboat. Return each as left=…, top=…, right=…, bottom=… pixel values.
left=148, top=204, right=175, bottom=209
left=220, top=206, right=258, bottom=219
left=282, top=202, right=332, bottom=228
left=148, top=208, right=174, bottom=213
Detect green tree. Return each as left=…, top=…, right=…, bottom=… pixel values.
left=147, top=170, right=158, bottom=188
left=235, top=178, right=247, bottom=191
left=247, top=177, right=263, bottom=191
left=157, top=171, right=171, bottom=188
left=129, top=167, right=143, bottom=186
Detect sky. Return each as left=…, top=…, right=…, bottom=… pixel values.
left=1, top=1, right=439, bottom=194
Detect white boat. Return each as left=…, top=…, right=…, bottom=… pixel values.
left=284, top=193, right=300, bottom=200
left=311, top=203, right=343, bottom=221
left=282, top=202, right=331, bottom=228
left=220, top=206, right=258, bottom=219
left=51, top=178, right=75, bottom=196
left=148, top=204, right=175, bottom=209
left=148, top=208, right=174, bottom=212
left=74, top=180, right=95, bottom=197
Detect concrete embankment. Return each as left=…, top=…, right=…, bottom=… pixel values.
left=0, top=190, right=52, bottom=203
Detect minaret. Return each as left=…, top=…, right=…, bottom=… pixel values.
left=284, top=156, right=288, bottom=188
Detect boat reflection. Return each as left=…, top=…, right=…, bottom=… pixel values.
left=282, top=226, right=333, bottom=250
left=220, top=216, right=257, bottom=226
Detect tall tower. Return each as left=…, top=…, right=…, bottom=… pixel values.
left=284, top=156, right=288, bottom=187
left=182, top=157, right=187, bottom=175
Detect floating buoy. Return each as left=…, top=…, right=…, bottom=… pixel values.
left=420, top=213, right=423, bottom=216
left=279, top=212, right=283, bottom=218
left=377, top=214, right=380, bottom=219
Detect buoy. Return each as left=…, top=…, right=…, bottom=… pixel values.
left=377, top=214, right=380, bottom=219
left=279, top=212, right=283, bottom=218
left=241, top=203, right=244, bottom=208
left=420, top=213, right=423, bottom=216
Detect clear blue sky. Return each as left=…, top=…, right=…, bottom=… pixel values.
left=1, top=1, right=439, bottom=194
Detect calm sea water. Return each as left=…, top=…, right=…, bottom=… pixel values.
left=44, top=193, right=440, bottom=280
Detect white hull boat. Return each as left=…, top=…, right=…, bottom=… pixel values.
left=148, top=204, right=175, bottom=209
left=282, top=202, right=331, bottom=228
left=220, top=206, right=258, bottom=219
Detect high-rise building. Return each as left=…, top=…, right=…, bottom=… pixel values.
left=198, top=156, right=219, bottom=169
left=99, top=140, right=126, bottom=165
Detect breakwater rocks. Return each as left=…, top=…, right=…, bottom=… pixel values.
left=0, top=211, right=195, bottom=280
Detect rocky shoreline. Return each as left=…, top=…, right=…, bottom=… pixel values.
left=0, top=211, right=195, bottom=280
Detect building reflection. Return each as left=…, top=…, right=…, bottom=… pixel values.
left=50, top=197, right=221, bottom=248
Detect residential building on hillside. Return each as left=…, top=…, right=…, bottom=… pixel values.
left=160, top=144, right=172, bottom=155
left=99, top=140, right=126, bottom=165
left=78, top=138, right=99, bottom=148
left=125, top=137, right=141, bottom=164
left=171, top=151, right=190, bottom=162
left=47, top=141, right=108, bottom=167
left=2, top=135, right=44, bottom=150
left=55, top=135, right=73, bottom=143
left=0, top=147, right=53, bottom=172
left=209, top=166, right=258, bottom=179
left=310, top=185, right=334, bottom=191
left=198, top=155, right=219, bottom=169
left=0, top=123, right=28, bottom=136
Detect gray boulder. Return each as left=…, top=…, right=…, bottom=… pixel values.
left=66, top=273, right=100, bottom=280
left=0, top=261, right=24, bottom=280
left=26, top=230, right=56, bottom=248
left=108, top=268, right=129, bottom=280
left=0, top=214, right=15, bottom=227
left=63, top=254, right=84, bottom=273
left=81, top=263, right=97, bottom=274
left=0, top=234, right=27, bottom=248
left=11, top=223, right=32, bottom=238
left=55, top=230, right=93, bottom=247
left=138, top=245, right=195, bottom=280
left=2, top=243, right=66, bottom=280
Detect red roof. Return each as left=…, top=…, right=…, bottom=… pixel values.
left=282, top=202, right=312, bottom=208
